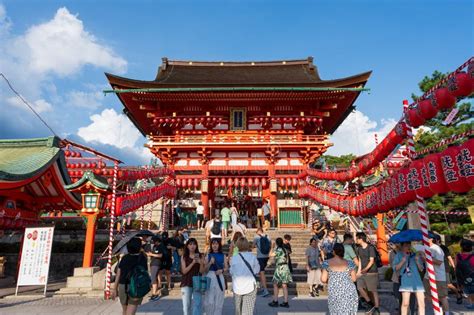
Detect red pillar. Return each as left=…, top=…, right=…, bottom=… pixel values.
left=268, top=163, right=278, bottom=222
left=376, top=213, right=389, bottom=265
left=82, top=213, right=98, bottom=268
left=201, top=163, right=210, bottom=219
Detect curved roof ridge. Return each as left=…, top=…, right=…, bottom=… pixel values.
left=162, top=56, right=314, bottom=67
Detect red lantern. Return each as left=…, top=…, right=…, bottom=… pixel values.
left=458, top=137, right=474, bottom=188
left=176, top=178, right=181, bottom=187
left=432, top=88, right=456, bottom=110
left=406, top=107, right=425, bottom=128
left=234, top=178, right=239, bottom=187
left=413, top=158, right=433, bottom=198
left=440, top=144, right=470, bottom=193
left=292, top=178, right=298, bottom=187
left=214, top=178, right=219, bottom=187
left=418, top=99, right=438, bottom=120
left=187, top=179, right=193, bottom=188
left=241, top=178, right=246, bottom=187
left=227, top=178, right=233, bottom=187
left=254, top=178, right=260, bottom=187
left=262, top=178, right=267, bottom=188
left=448, top=72, right=473, bottom=98
left=65, top=150, right=71, bottom=157
left=193, top=178, right=199, bottom=188
left=468, top=61, right=474, bottom=91
left=248, top=178, right=253, bottom=187
left=220, top=178, right=226, bottom=188
left=279, top=178, right=285, bottom=187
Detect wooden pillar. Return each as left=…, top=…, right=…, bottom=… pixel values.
left=268, top=163, right=278, bottom=226
left=82, top=213, right=98, bottom=268
left=376, top=213, right=389, bottom=265
left=201, top=163, right=210, bottom=219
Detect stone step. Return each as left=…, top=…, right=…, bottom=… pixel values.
left=66, top=276, right=93, bottom=289
left=73, top=267, right=99, bottom=277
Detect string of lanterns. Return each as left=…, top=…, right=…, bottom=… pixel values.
left=301, top=58, right=473, bottom=182
left=299, top=137, right=473, bottom=217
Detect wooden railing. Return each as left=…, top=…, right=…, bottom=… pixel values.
left=150, top=133, right=328, bottom=145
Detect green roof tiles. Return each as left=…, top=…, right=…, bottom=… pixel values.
left=64, top=170, right=110, bottom=191
left=0, top=136, right=61, bottom=181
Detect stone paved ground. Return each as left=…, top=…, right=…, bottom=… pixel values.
left=0, top=294, right=472, bottom=315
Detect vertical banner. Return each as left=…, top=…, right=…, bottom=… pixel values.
left=16, top=226, right=55, bottom=296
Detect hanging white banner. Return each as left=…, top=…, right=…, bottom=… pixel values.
left=16, top=226, right=54, bottom=294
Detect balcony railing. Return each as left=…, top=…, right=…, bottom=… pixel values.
left=150, top=133, right=329, bottom=145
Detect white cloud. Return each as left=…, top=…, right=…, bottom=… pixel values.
left=6, top=96, right=53, bottom=113
left=12, top=7, right=127, bottom=77
left=77, top=108, right=142, bottom=149
left=66, top=90, right=104, bottom=109
left=0, top=4, right=11, bottom=36
left=327, top=110, right=397, bottom=156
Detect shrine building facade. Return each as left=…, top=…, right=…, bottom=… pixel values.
left=106, top=57, right=371, bottom=227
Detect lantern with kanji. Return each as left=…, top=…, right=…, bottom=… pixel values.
left=432, top=87, right=456, bottom=110
left=458, top=137, right=474, bottom=188
left=448, top=72, right=473, bottom=98
left=440, top=144, right=469, bottom=193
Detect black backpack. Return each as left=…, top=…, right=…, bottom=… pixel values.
left=456, top=253, right=474, bottom=285
left=259, top=235, right=271, bottom=255
left=211, top=220, right=221, bottom=235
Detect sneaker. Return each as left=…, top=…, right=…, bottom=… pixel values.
left=261, top=289, right=271, bottom=297
left=268, top=301, right=278, bottom=307
left=279, top=302, right=289, bottom=308
left=309, top=292, right=316, bottom=298
left=366, top=307, right=380, bottom=315
left=150, top=295, right=161, bottom=301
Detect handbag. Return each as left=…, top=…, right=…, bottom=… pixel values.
left=192, top=274, right=211, bottom=293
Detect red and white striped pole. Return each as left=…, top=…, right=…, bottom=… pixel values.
left=147, top=204, right=153, bottom=230
left=140, top=206, right=144, bottom=230
left=104, top=161, right=118, bottom=299
left=403, top=100, right=442, bottom=315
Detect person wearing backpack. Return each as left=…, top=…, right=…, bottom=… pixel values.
left=252, top=227, right=272, bottom=297
left=355, top=232, right=380, bottom=315
left=112, top=237, right=150, bottom=315
left=456, top=239, right=474, bottom=310
left=209, top=214, right=223, bottom=244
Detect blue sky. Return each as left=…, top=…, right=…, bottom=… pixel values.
left=0, top=0, right=472, bottom=164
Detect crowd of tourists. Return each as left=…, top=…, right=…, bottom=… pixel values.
left=307, top=219, right=474, bottom=315
left=111, top=212, right=474, bottom=315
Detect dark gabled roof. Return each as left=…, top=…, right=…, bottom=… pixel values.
left=64, top=170, right=110, bottom=191
left=106, top=57, right=371, bottom=88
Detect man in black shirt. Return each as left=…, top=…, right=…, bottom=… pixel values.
left=355, top=232, right=380, bottom=315
left=112, top=237, right=148, bottom=314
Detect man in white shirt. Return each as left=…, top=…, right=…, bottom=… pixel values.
left=196, top=201, right=205, bottom=230
left=422, top=232, right=449, bottom=314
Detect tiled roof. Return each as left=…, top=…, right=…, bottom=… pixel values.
left=0, top=137, right=61, bottom=181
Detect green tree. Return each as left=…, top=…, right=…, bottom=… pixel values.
left=411, top=70, right=473, bottom=223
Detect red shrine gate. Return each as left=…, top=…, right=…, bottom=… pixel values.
left=106, top=57, right=371, bottom=227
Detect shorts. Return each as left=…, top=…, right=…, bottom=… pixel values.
left=222, top=221, right=230, bottom=230
left=118, top=284, right=143, bottom=306
left=307, top=269, right=322, bottom=285
left=356, top=273, right=378, bottom=292
left=264, top=214, right=271, bottom=222
left=197, top=214, right=204, bottom=222
left=257, top=257, right=269, bottom=273
left=423, top=279, right=448, bottom=298
left=150, top=265, right=160, bottom=284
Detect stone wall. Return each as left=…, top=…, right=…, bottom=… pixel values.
left=2, top=253, right=102, bottom=280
